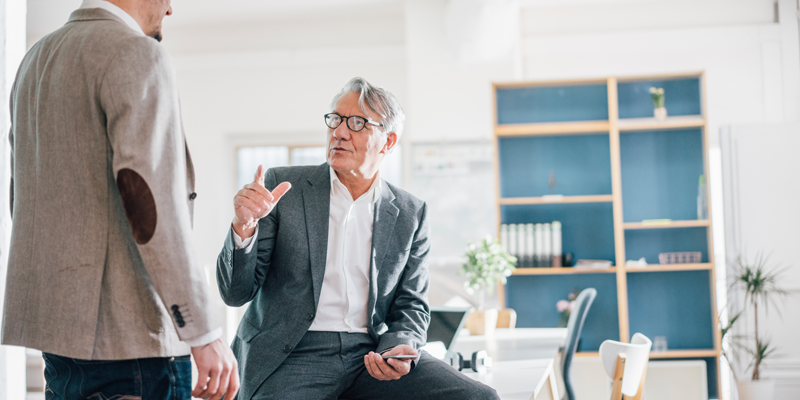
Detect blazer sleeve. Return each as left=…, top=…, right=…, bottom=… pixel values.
left=376, top=202, right=432, bottom=355
left=216, top=168, right=280, bottom=307
left=100, top=36, right=221, bottom=341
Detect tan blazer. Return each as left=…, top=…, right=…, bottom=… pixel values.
left=2, top=8, right=221, bottom=360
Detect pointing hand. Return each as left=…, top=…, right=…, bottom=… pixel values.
left=232, top=165, right=291, bottom=238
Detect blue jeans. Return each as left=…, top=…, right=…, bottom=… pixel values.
left=42, top=353, right=192, bottom=400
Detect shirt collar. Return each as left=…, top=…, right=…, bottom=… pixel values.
left=80, top=0, right=145, bottom=36
left=329, top=166, right=382, bottom=204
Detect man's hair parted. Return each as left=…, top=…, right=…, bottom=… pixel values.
left=330, top=77, right=405, bottom=138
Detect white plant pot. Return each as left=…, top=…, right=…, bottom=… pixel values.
left=736, top=380, right=775, bottom=400
left=466, top=308, right=498, bottom=336
left=654, top=107, right=667, bottom=121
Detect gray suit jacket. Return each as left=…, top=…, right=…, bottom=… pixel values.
left=2, top=9, right=221, bottom=360
left=217, top=164, right=431, bottom=400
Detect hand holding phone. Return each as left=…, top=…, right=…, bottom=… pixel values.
left=381, top=354, right=418, bottom=360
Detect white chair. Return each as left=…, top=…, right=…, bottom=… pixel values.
left=599, top=333, right=652, bottom=400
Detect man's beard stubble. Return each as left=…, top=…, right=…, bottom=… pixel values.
left=149, top=30, right=163, bottom=42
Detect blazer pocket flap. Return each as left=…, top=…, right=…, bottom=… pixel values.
left=237, top=318, right=262, bottom=343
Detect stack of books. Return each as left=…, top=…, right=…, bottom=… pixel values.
left=499, top=222, right=562, bottom=268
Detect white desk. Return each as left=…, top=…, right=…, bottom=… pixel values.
left=451, top=328, right=567, bottom=362
left=450, top=328, right=566, bottom=400
left=463, top=358, right=559, bottom=400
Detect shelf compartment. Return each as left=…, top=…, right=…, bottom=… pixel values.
left=505, top=274, right=620, bottom=352
left=500, top=195, right=613, bottom=206
left=624, top=227, right=709, bottom=265
left=627, top=271, right=715, bottom=350
left=502, top=202, right=615, bottom=262
left=626, top=263, right=712, bottom=273
left=496, top=121, right=609, bottom=137
left=496, top=83, right=609, bottom=125
left=512, top=267, right=616, bottom=276
left=617, top=115, right=704, bottom=132
left=498, top=135, right=612, bottom=198
left=620, top=128, right=705, bottom=222
left=617, top=77, right=702, bottom=119
left=623, top=219, right=710, bottom=230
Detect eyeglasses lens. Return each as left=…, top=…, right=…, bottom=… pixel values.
left=348, top=117, right=366, bottom=132
left=325, top=114, right=341, bottom=129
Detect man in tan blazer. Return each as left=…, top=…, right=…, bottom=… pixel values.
left=2, top=1, right=239, bottom=399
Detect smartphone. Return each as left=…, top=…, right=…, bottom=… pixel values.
left=381, top=355, right=418, bottom=360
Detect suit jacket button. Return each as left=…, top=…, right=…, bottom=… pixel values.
left=283, top=344, right=292, bottom=353
left=177, top=320, right=186, bottom=328
left=306, top=313, right=314, bottom=321
left=189, top=192, right=197, bottom=201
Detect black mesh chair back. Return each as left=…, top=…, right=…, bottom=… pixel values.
left=560, top=288, right=597, bottom=400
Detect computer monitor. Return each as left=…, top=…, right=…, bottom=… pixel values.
left=426, top=307, right=471, bottom=351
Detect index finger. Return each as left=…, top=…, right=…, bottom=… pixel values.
left=253, top=165, right=265, bottom=185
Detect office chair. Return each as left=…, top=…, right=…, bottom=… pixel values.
left=560, top=288, right=597, bottom=400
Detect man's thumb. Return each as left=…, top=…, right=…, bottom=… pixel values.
left=271, top=182, right=292, bottom=202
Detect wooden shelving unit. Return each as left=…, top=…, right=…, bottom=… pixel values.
left=498, top=195, right=613, bottom=206
left=617, top=115, right=705, bottom=132
left=496, top=120, right=610, bottom=137
left=623, top=219, right=710, bottom=230
left=625, top=263, right=712, bottom=273
left=575, top=349, right=719, bottom=359
left=493, top=72, right=722, bottom=399
left=649, top=349, right=719, bottom=359
left=512, top=267, right=617, bottom=276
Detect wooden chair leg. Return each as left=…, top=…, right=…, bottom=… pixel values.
left=630, top=360, right=649, bottom=400
left=609, top=354, right=626, bottom=400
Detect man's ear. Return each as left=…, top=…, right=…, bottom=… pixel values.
left=382, top=132, right=398, bottom=154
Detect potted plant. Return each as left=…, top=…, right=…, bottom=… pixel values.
left=727, top=253, right=792, bottom=400
left=650, top=87, right=667, bottom=121
left=462, top=235, right=517, bottom=335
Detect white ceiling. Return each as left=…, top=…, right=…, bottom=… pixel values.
left=27, top=0, right=402, bottom=40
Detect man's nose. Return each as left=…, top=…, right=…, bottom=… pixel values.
left=166, top=6, right=173, bottom=16
left=334, top=123, right=352, bottom=140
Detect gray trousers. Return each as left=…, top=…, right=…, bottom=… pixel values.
left=251, top=331, right=499, bottom=400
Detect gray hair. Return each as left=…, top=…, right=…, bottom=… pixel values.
left=330, top=77, right=405, bottom=139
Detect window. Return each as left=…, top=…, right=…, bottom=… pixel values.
left=236, top=145, right=402, bottom=189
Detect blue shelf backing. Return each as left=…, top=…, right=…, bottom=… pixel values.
left=502, top=203, right=615, bottom=262
left=506, top=274, right=619, bottom=351
left=624, top=227, right=708, bottom=264
left=617, top=78, right=701, bottom=119
left=627, top=271, right=714, bottom=350
left=620, top=129, right=704, bottom=222
left=496, top=84, right=609, bottom=124
left=498, top=135, right=612, bottom=198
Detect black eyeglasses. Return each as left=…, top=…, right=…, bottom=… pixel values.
left=324, top=113, right=383, bottom=132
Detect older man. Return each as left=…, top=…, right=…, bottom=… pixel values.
left=217, top=77, right=499, bottom=399
left=3, top=1, right=238, bottom=399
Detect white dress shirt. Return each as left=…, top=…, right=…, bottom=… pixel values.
left=234, top=167, right=382, bottom=333
left=79, top=0, right=145, bottom=36
left=79, top=0, right=221, bottom=348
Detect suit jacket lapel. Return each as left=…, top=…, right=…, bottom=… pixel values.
left=302, top=164, right=330, bottom=308
left=369, top=181, right=399, bottom=311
